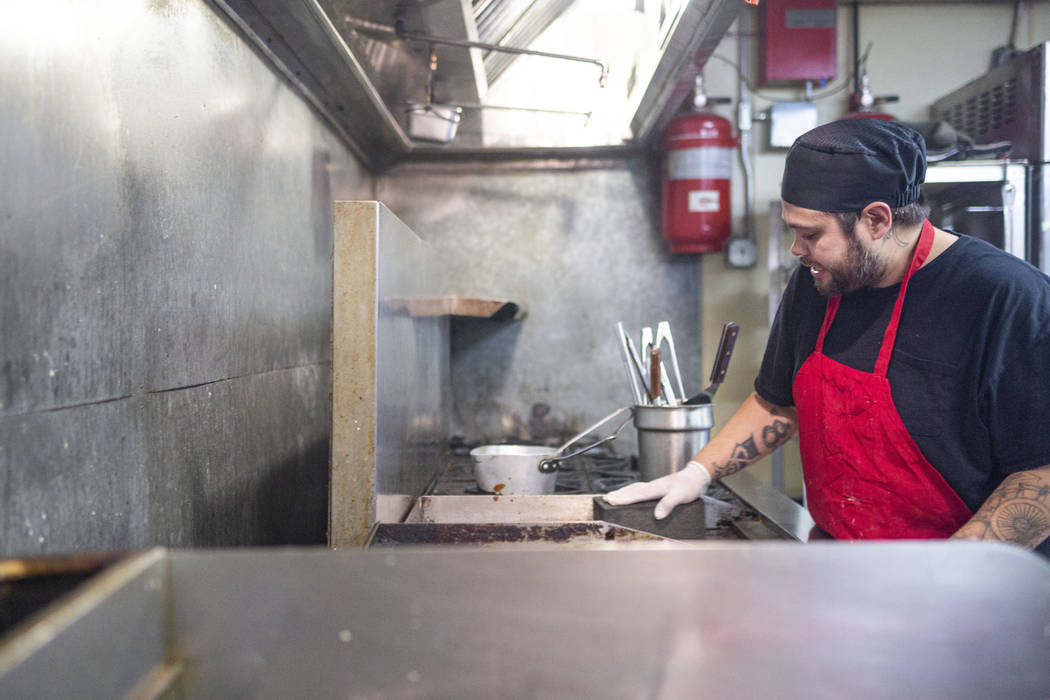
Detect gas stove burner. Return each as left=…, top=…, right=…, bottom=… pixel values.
left=550, top=448, right=636, bottom=494
left=554, top=457, right=634, bottom=495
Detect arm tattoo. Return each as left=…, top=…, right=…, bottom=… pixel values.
left=708, top=409, right=796, bottom=480
left=762, top=418, right=793, bottom=450
left=954, top=471, right=1050, bottom=549
left=709, top=437, right=759, bottom=479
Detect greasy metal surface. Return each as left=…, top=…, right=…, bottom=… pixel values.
left=0, top=399, right=149, bottom=555
left=3, top=368, right=331, bottom=555
left=369, top=521, right=669, bottom=548
left=331, top=1, right=488, bottom=106
left=0, top=550, right=169, bottom=699
left=721, top=470, right=830, bottom=542
left=409, top=494, right=597, bottom=523
left=408, top=484, right=767, bottom=541
left=145, top=368, right=331, bottom=547
left=25, top=545, right=1036, bottom=699
left=216, top=0, right=413, bottom=169
left=331, top=203, right=449, bottom=547
left=376, top=156, right=703, bottom=454
left=219, top=0, right=741, bottom=156
left=0, top=0, right=370, bottom=554
left=629, top=0, right=743, bottom=142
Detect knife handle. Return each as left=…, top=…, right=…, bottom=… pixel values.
left=709, top=322, right=739, bottom=385
left=649, top=348, right=662, bottom=401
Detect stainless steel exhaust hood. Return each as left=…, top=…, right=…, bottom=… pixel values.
left=214, top=0, right=743, bottom=169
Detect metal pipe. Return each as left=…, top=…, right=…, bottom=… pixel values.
left=453, top=103, right=591, bottom=118
left=344, top=16, right=609, bottom=87
left=737, top=11, right=756, bottom=246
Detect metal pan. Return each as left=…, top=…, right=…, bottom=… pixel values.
left=470, top=406, right=633, bottom=495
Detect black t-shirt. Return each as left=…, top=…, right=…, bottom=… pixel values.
left=756, top=234, right=1050, bottom=554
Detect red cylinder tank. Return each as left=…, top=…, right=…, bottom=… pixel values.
left=661, top=112, right=737, bottom=254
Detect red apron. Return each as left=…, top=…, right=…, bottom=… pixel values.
left=793, top=220, right=972, bottom=539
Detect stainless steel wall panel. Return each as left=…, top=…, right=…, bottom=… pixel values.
left=145, top=367, right=331, bottom=548
left=0, top=0, right=371, bottom=554
left=376, top=158, right=702, bottom=452
left=0, top=16, right=140, bottom=415
left=0, top=401, right=149, bottom=556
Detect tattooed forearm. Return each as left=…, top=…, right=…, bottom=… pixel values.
left=696, top=393, right=798, bottom=481
left=953, top=466, right=1050, bottom=549
left=709, top=437, right=759, bottom=479
left=708, top=415, right=796, bottom=479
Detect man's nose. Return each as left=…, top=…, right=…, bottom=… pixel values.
left=790, top=235, right=805, bottom=258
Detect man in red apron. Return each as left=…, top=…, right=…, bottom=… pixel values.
left=608, top=118, right=1050, bottom=554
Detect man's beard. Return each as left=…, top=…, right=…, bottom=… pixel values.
left=808, top=235, right=888, bottom=297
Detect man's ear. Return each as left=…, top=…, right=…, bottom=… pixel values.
left=861, top=201, right=894, bottom=241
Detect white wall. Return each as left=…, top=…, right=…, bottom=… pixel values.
left=699, top=1, right=1050, bottom=498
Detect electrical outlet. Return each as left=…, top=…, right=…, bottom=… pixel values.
left=726, top=238, right=757, bottom=268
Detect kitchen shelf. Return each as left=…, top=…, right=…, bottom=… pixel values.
left=383, top=295, right=521, bottom=321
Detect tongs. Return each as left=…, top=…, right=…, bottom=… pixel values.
left=655, top=320, right=686, bottom=402
left=615, top=321, right=689, bottom=406
left=684, top=321, right=739, bottom=405
left=538, top=406, right=634, bottom=473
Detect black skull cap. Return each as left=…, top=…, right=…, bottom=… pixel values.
left=781, top=118, right=927, bottom=213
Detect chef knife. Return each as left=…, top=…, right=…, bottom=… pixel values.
left=684, top=321, right=739, bottom=405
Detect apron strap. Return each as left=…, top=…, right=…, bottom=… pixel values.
left=814, top=296, right=841, bottom=353
left=874, top=220, right=935, bottom=377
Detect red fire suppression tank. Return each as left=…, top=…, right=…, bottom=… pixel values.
left=661, top=111, right=737, bottom=253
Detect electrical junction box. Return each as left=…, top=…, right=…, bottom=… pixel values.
left=763, top=0, right=837, bottom=84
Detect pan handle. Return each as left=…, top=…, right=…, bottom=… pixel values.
left=538, top=408, right=633, bottom=473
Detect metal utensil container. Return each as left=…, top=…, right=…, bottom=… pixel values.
left=634, top=404, right=715, bottom=481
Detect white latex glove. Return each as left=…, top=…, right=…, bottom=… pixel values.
left=602, top=461, right=712, bottom=520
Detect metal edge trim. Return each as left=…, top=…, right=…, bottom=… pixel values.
left=299, top=0, right=413, bottom=151
left=208, top=0, right=372, bottom=167
left=630, top=0, right=744, bottom=143
left=719, top=470, right=830, bottom=542
left=0, top=548, right=168, bottom=676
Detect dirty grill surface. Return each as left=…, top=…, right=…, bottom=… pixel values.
left=428, top=444, right=776, bottom=541
left=370, top=522, right=668, bottom=548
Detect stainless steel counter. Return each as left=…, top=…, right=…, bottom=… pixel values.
left=2, top=544, right=1049, bottom=699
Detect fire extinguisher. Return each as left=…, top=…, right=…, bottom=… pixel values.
left=661, top=90, right=737, bottom=254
